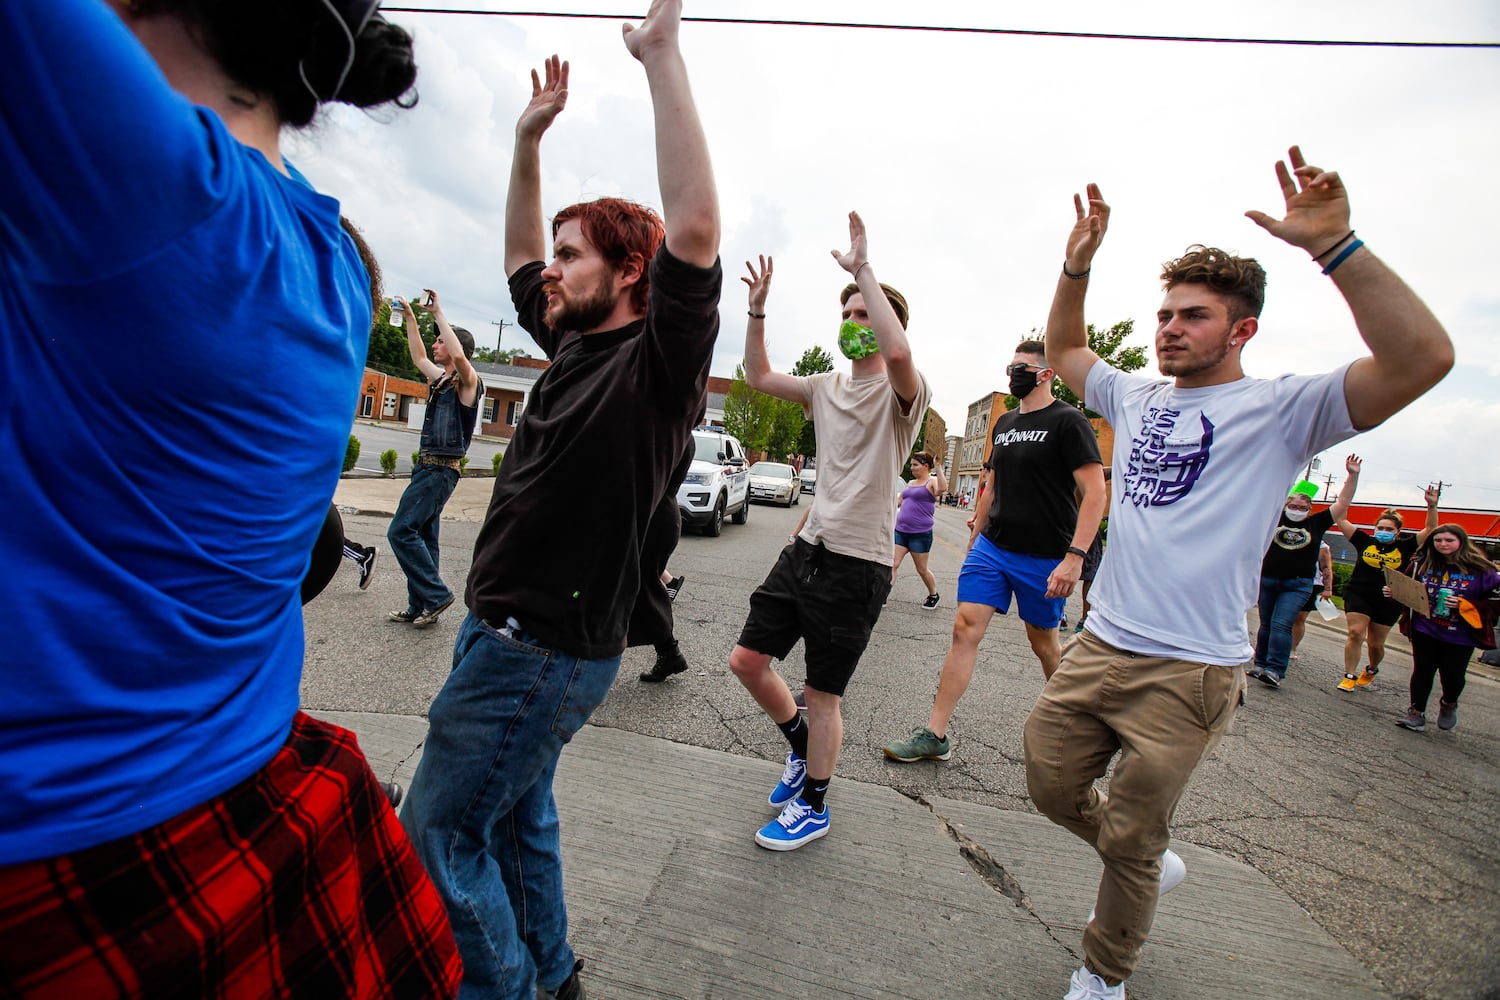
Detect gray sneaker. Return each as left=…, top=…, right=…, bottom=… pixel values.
left=1437, top=700, right=1458, bottom=731
left=412, top=594, right=456, bottom=628
left=1396, top=705, right=1426, bottom=732
left=883, top=726, right=952, bottom=762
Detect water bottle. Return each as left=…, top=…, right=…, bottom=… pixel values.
left=1435, top=587, right=1453, bottom=616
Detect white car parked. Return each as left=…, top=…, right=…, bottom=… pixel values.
left=748, top=461, right=800, bottom=507
left=676, top=429, right=751, bottom=536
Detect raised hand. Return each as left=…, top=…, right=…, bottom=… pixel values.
left=622, top=0, right=681, bottom=62
left=422, top=288, right=441, bottom=313
left=830, top=211, right=868, bottom=275
left=1424, top=483, right=1442, bottom=507
left=1345, top=453, right=1362, bottom=475
left=1066, top=183, right=1109, bottom=272
left=517, top=55, right=568, bottom=141
left=742, top=255, right=773, bottom=312
left=1245, top=145, right=1351, bottom=254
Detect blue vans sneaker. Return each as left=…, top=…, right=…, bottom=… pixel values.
left=755, top=797, right=830, bottom=851
left=768, top=753, right=807, bottom=808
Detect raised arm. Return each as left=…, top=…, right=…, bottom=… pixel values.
left=1416, top=483, right=1442, bottom=546
left=1245, top=145, right=1453, bottom=431
left=830, top=211, right=921, bottom=407
left=1045, top=184, right=1110, bottom=399
left=930, top=464, right=948, bottom=498
left=504, top=56, right=568, bottom=278
left=1329, top=452, right=1360, bottom=526
left=423, top=289, right=480, bottom=404
left=622, top=0, right=720, bottom=268
left=401, top=299, right=442, bottom=381
left=741, top=255, right=806, bottom=403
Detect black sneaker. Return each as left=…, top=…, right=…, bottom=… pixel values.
left=639, top=644, right=688, bottom=682
left=540, top=959, right=586, bottom=1000
left=412, top=594, right=456, bottom=628
left=388, top=608, right=419, bottom=624
left=665, top=575, right=686, bottom=602
left=357, top=547, right=378, bottom=590
left=921, top=593, right=940, bottom=610
left=380, top=781, right=404, bottom=809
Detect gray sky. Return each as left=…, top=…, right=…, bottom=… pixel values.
left=290, top=1, right=1500, bottom=510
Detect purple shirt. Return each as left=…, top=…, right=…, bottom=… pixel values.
left=1412, top=565, right=1500, bottom=646
left=895, top=481, right=937, bottom=534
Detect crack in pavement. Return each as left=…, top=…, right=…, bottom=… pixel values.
left=897, top=789, right=1082, bottom=962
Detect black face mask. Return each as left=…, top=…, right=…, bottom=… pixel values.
left=1008, top=370, right=1040, bottom=398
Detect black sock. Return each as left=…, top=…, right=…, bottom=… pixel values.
left=801, top=776, right=830, bottom=812
left=776, top=713, right=808, bottom=761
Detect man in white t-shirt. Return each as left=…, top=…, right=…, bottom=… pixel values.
left=728, top=212, right=931, bottom=851
left=1030, top=146, right=1453, bottom=1000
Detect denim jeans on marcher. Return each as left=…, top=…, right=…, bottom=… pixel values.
left=387, top=463, right=459, bottom=613
left=401, top=612, right=621, bottom=999
left=1254, top=575, right=1316, bottom=678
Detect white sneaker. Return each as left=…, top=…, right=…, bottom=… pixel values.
left=1063, top=965, right=1125, bottom=999
left=1090, top=847, right=1185, bottom=922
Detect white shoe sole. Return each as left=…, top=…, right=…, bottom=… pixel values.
left=755, top=824, right=829, bottom=851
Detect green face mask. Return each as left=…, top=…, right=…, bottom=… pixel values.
left=838, top=319, right=880, bottom=361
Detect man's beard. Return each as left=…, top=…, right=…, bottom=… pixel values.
left=545, top=276, right=616, bottom=333
left=1158, top=331, right=1232, bottom=379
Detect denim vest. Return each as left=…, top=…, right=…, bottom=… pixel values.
left=420, top=371, right=478, bottom=457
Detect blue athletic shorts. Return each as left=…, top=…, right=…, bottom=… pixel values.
left=893, top=529, right=933, bottom=554
left=956, top=534, right=1065, bottom=628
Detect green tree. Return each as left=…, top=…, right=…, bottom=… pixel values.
left=474, top=346, right=533, bottom=364
left=790, top=346, right=834, bottom=459
left=1004, top=320, right=1147, bottom=416
left=365, top=296, right=439, bottom=381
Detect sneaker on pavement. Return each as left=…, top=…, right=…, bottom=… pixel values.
left=380, top=781, right=404, bottom=809
left=1396, top=706, right=1426, bottom=732
left=1090, top=847, right=1185, bottom=922
left=1245, top=665, right=1264, bottom=680
left=1062, top=966, right=1125, bottom=1000
left=1355, top=665, right=1379, bottom=687
left=538, top=959, right=587, bottom=1000
left=768, top=753, right=807, bottom=808
left=357, top=546, right=378, bottom=590
left=412, top=594, right=456, bottom=628
left=1074, top=620, right=1086, bottom=634
left=921, top=592, right=941, bottom=610
left=639, top=646, right=688, bottom=683
left=1257, top=670, right=1282, bottom=690
left=665, top=575, right=686, bottom=602
left=1059, top=616, right=1069, bottom=630
left=1337, top=673, right=1358, bottom=692
left=388, top=608, right=419, bottom=624
left=883, top=726, right=952, bottom=763
left=792, top=689, right=807, bottom=710
left=754, top=797, right=830, bottom=851
left=1437, top=699, right=1458, bottom=731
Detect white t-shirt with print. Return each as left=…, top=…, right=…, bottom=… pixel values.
left=1083, top=361, right=1358, bottom=665
left=795, top=369, right=932, bottom=565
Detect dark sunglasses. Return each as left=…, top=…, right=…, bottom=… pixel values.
left=1006, top=362, right=1048, bottom=375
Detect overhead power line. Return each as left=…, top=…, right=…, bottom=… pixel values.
left=381, top=7, right=1500, bottom=49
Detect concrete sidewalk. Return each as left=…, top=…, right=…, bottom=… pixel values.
left=326, top=710, right=1387, bottom=1000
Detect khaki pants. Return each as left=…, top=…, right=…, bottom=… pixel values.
left=1023, top=630, right=1244, bottom=984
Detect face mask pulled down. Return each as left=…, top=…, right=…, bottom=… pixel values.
left=838, top=320, right=880, bottom=361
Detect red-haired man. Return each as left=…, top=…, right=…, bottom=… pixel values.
left=1031, top=147, right=1453, bottom=1000
left=400, top=4, right=722, bottom=998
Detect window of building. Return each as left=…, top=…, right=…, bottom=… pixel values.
left=482, top=397, right=497, bottom=424
left=383, top=392, right=398, bottom=418
left=507, top=400, right=524, bottom=425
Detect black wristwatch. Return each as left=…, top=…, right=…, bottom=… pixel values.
left=1066, top=546, right=1088, bottom=559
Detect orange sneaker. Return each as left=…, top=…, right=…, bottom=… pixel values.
left=1355, top=666, right=1379, bottom=687
left=1336, top=673, right=1358, bottom=692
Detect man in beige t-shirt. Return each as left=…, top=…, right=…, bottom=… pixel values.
left=729, top=212, right=931, bottom=851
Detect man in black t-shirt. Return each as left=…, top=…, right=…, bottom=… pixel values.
left=399, top=14, right=723, bottom=999
left=884, top=340, right=1105, bottom=763
left=1249, top=478, right=1352, bottom=688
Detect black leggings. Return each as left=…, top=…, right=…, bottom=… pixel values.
left=1408, top=631, right=1475, bottom=711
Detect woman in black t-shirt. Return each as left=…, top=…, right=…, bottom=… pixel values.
left=1333, top=456, right=1441, bottom=690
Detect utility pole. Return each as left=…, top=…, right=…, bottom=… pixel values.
left=489, top=318, right=512, bottom=350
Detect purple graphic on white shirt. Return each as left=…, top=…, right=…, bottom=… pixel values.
left=1122, top=409, right=1214, bottom=508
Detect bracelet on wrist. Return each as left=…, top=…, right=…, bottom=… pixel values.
left=1062, top=262, right=1090, bottom=280
left=1311, top=229, right=1355, bottom=261
left=853, top=261, right=871, bottom=281
left=1321, top=238, right=1365, bottom=276
left=747, top=311, right=766, bottom=319
left=1066, top=546, right=1088, bottom=559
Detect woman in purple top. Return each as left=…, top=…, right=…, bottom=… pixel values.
left=893, top=451, right=948, bottom=609
left=1389, top=524, right=1500, bottom=733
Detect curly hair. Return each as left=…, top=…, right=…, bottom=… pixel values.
left=551, top=198, right=666, bottom=316
left=1160, top=245, right=1266, bottom=323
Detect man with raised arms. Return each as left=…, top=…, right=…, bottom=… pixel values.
left=400, top=3, right=722, bottom=996
left=1027, top=147, right=1452, bottom=1000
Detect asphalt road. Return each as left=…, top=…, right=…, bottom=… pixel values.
left=302, top=496, right=1500, bottom=1000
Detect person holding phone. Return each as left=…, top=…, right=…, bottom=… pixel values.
left=386, top=288, right=481, bottom=628
left=0, top=1, right=459, bottom=995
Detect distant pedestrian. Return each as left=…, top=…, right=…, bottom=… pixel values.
left=729, top=215, right=931, bottom=852
left=302, top=504, right=379, bottom=603
left=386, top=289, right=480, bottom=628
left=1391, top=525, right=1500, bottom=733
left=1288, top=540, right=1332, bottom=661
left=892, top=451, right=948, bottom=609
left=1333, top=455, right=1440, bottom=690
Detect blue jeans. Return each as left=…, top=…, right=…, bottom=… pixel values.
left=402, top=613, right=621, bottom=998
left=1254, top=575, right=1316, bottom=678
left=387, top=463, right=459, bottom=613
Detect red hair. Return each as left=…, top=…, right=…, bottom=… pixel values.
left=551, top=198, right=666, bottom=314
